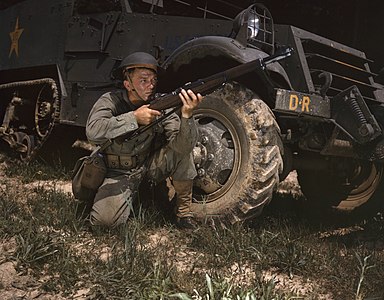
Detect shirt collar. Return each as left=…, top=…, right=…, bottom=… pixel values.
left=123, top=90, right=140, bottom=110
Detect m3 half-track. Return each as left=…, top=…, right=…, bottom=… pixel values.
left=1, top=0, right=383, bottom=221
left=0, top=0, right=235, bottom=160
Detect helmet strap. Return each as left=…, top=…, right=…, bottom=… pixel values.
left=125, top=71, right=144, bottom=102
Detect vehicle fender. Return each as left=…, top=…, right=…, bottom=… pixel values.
left=162, top=36, right=292, bottom=89
left=56, top=64, right=67, bottom=98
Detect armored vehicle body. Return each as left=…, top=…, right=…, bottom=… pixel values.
left=1, top=0, right=384, bottom=221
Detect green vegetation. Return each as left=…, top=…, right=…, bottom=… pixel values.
left=4, top=159, right=71, bottom=182
left=0, top=158, right=383, bottom=299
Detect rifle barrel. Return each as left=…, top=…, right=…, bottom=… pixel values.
left=149, top=47, right=293, bottom=111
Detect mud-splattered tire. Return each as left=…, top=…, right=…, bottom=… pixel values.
left=298, top=159, right=384, bottom=213
left=191, top=82, right=283, bottom=223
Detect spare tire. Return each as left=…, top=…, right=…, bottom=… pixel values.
left=298, top=158, right=384, bottom=214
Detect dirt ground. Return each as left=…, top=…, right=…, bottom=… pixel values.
left=0, top=164, right=382, bottom=299
left=0, top=170, right=310, bottom=299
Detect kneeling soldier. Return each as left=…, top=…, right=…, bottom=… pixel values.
left=86, top=52, right=202, bottom=229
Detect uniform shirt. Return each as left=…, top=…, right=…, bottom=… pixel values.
left=86, top=89, right=198, bottom=157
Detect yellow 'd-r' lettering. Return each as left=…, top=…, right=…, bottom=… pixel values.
left=302, top=96, right=310, bottom=112
left=289, top=94, right=298, bottom=110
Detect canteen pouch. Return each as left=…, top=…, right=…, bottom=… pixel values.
left=72, top=154, right=107, bottom=200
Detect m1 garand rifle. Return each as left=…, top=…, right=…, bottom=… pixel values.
left=128, top=47, right=293, bottom=139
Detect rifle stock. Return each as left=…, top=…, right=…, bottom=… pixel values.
left=149, top=47, right=293, bottom=111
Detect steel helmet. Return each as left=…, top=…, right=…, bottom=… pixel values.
left=113, top=52, right=159, bottom=80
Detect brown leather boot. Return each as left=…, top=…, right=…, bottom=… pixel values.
left=175, top=216, right=197, bottom=229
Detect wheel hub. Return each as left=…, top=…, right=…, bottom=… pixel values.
left=37, top=101, right=52, bottom=119
left=193, top=119, right=235, bottom=195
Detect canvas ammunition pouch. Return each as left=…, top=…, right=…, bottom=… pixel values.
left=104, top=154, right=143, bottom=170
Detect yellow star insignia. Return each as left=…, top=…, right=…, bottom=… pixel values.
left=9, top=17, right=24, bottom=58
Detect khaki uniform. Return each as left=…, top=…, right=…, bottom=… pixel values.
left=86, top=90, right=198, bottom=227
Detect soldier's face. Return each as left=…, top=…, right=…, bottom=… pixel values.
left=125, top=68, right=157, bottom=101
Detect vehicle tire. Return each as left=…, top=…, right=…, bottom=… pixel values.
left=191, top=81, right=283, bottom=223
left=297, top=159, right=384, bottom=213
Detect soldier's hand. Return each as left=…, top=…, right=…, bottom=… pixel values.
left=179, top=89, right=203, bottom=119
left=134, top=104, right=161, bottom=125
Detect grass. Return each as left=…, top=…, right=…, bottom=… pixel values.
left=4, top=158, right=71, bottom=182
left=0, top=158, right=384, bottom=299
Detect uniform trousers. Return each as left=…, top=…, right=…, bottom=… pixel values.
left=90, top=145, right=196, bottom=227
